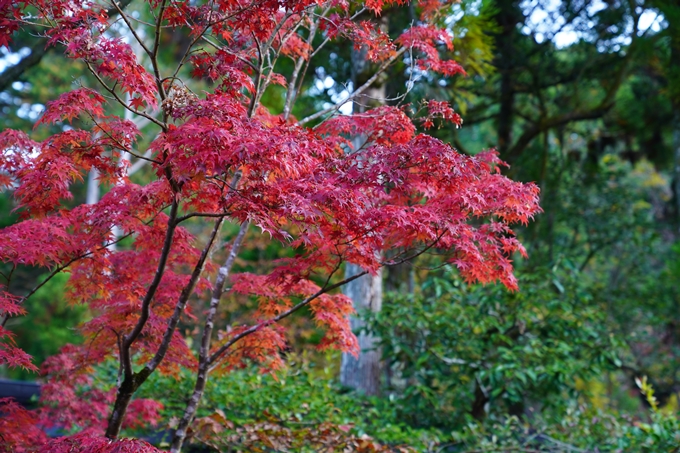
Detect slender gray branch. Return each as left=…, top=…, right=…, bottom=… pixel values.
left=297, top=47, right=406, bottom=126
left=169, top=220, right=250, bottom=453
left=207, top=269, right=369, bottom=366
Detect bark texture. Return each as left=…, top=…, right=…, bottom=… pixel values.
left=340, top=263, right=383, bottom=395
left=169, top=221, right=249, bottom=453
left=339, top=14, right=388, bottom=395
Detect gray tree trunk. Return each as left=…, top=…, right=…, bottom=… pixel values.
left=339, top=15, right=389, bottom=396
left=340, top=264, right=383, bottom=395
left=86, top=168, right=99, bottom=205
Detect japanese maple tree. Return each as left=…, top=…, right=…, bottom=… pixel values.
left=0, top=0, right=540, bottom=450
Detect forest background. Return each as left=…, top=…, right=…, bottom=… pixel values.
left=1, top=0, right=680, bottom=451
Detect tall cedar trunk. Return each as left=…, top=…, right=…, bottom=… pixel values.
left=494, top=0, right=521, bottom=158
left=674, top=113, right=680, bottom=233
left=469, top=0, right=523, bottom=420
left=669, top=5, right=680, bottom=234
left=339, top=14, right=388, bottom=396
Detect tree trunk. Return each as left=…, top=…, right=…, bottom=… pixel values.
left=494, top=0, right=521, bottom=158
left=674, top=116, right=680, bottom=233
left=105, top=372, right=147, bottom=438
left=169, top=221, right=249, bottom=452
left=86, top=168, right=99, bottom=205
left=669, top=4, right=680, bottom=234
left=340, top=264, right=383, bottom=395
left=339, top=14, right=388, bottom=396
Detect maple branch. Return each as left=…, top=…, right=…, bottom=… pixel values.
left=0, top=0, right=135, bottom=92
left=88, top=116, right=163, bottom=165
left=121, top=199, right=180, bottom=378
left=170, top=262, right=366, bottom=450
left=248, top=9, right=294, bottom=116
left=170, top=0, right=275, bottom=81
left=380, top=232, right=447, bottom=267
left=85, top=62, right=166, bottom=129
left=127, top=150, right=155, bottom=175
left=200, top=237, right=445, bottom=371
left=169, top=220, right=250, bottom=453
left=0, top=231, right=136, bottom=328
left=110, top=0, right=153, bottom=59
left=171, top=27, right=210, bottom=83
left=0, top=265, right=14, bottom=285
left=142, top=217, right=225, bottom=376
left=307, top=6, right=366, bottom=61
left=175, top=211, right=231, bottom=224
left=283, top=6, right=328, bottom=120
left=248, top=36, right=265, bottom=117
left=207, top=269, right=368, bottom=367
left=200, top=36, right=259, bottom=72
left=287, top=7, right=367, bottom=117
left=297, top=47, right=407, bottom=126
left=105, top=201, right=181, bottom=439
left=151, top=0, right=169, bottom=102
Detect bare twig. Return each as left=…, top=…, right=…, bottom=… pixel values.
left=297, top=47, right=407, bottom=126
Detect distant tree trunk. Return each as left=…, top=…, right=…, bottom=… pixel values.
left=340, top=264, right=383, bottom=395
left=655, top=0, right=680, bottom=233
left=470, top=378, right=489, bottom=420
left=670, top=6, right=680, bottom=234
left=384, top=260, right=414, bottom=294
left=340, top=15, right=389, bottom=396
left=86, top=168, right=99, bottom=205
left=674, top=114, right=680, bottom=233
left=494, top=0, right=521, bottom=157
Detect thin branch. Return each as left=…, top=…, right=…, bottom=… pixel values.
left=175, top=211, right=231, bottom=224
left=248, top=10, right=293, bottom=116
left=171, top=0, right=270, bottom=80
left=110, top=0, right=154, bottom=58
left=297, top=47, right=407, bottom=126
left=121, top=199, right=179, bottom=378
left=201, top=36, right=258, bottom=72
left=85, top=62, right=166, bottom=128
left=142, top=217, right=225, bottom=376
left=0, top=0, right=135, bottom=92
left=283, top=6, right=329, bottom=120
left=88, top=116, right=163, bottom=166
left=151, top=0, right=169, bottom=102
left=169, top=220, right=250, bottom=452
left=0, top=230, right=136, bottom=327
left=203, top=232, right=446, bottom=366
left=380, top=232, right=447, bottom=267
left=208, top=269, right=368, bottom=366
left=127, top=150, right=154, bottom=175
